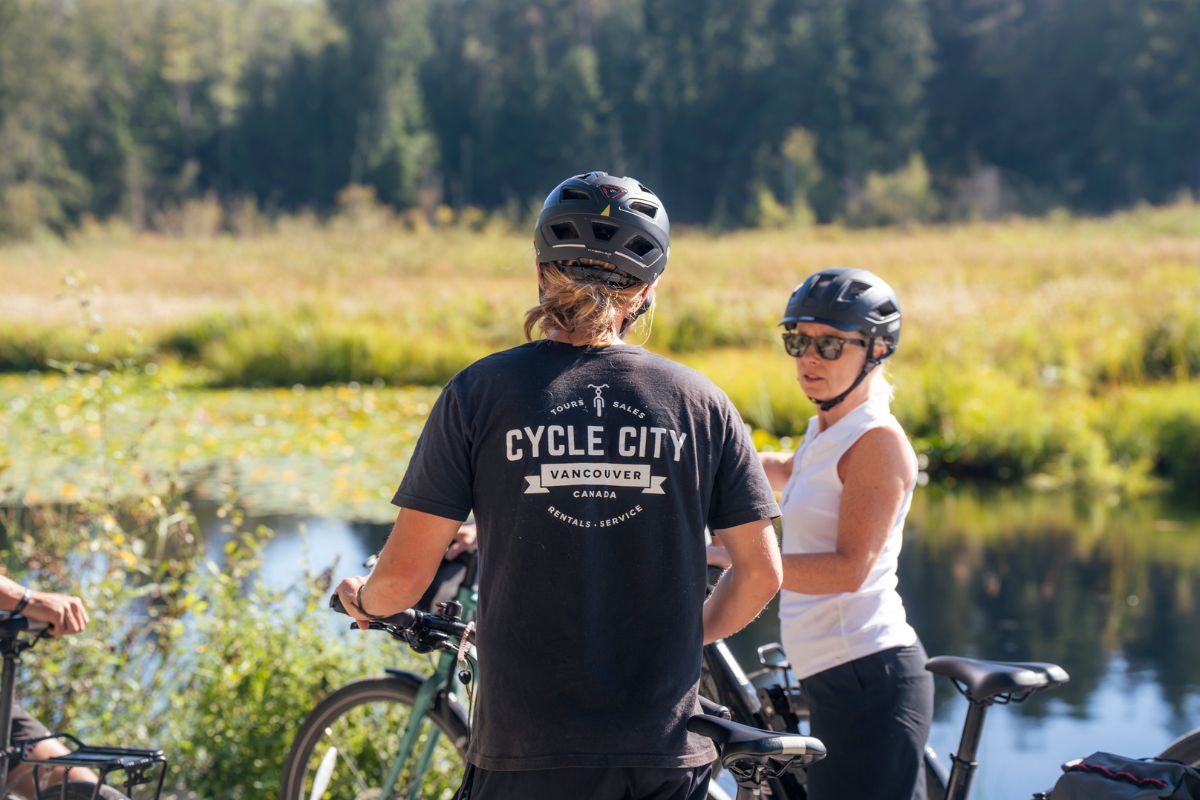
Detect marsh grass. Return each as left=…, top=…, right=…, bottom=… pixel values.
left=2, top=203, right=1200, bottom=491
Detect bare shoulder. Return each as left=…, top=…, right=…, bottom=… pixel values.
left=838, top=426, right=917, bottom=487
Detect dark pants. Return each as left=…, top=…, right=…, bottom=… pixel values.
left=457, top=764, right=712, bottom=800
left=7, top=704, right=51, bottom=772
left=799, top=642, right=934, bottom=800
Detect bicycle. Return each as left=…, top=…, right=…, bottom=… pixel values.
left=0, top=614, right=168, bottom=800
left=283, top=580, right=828, bottom=800
left=687, top=709, right=825, bottom=800
left=702, top=627, right=1079, bottom=800
left=278, top=554, right=479, bottom=800
left=697, top=561, right=948, bottom=799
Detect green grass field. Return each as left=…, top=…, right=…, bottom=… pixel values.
left=3, top=201, right=1200, bottom=496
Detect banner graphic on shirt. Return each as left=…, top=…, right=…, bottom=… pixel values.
left=523, top=462, right=667, bottom=494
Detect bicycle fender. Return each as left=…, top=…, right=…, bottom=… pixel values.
left=383, top=668, right=471, bottom=731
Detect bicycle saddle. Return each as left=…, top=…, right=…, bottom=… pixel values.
left=926, top=655, right=1069, bottom=703
left=687, top=714, right=826, bottom=768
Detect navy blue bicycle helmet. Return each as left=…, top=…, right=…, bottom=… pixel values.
left=533, top=171, right=670, bottom=286
left=781, top=267, right=902, bottom=411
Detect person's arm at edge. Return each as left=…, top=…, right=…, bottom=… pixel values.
left=703, top=519, right=782, bottom=644
left=780, top=427, right=914, bottom=595
left=335, top=507, right=462, bottom=629
left=708, top=450, right=792, bottom=567
left=759, top=450, right=794, bottom=493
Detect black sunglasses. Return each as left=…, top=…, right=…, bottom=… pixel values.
left=781, top=331, right=868, bottom=360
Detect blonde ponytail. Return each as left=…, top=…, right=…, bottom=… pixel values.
left=524, top=261, right=649, bottom=344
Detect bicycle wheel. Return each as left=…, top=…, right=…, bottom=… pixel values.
left=1158, top=728, right=1200, bottom=765
left=279, top=675, right=469, bottom=800
left=32, top=782, right=129, bottom=799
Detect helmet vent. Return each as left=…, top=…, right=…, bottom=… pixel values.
left=629, top=201, right=658, bottom=219
left=842, top=281, right=872, bottom=302
left=637, top=182, right=652, bottom=193
left=625, top=236, right=655, bottom=257
left=814, top=274, right=836, bottom=294
left=561, top=186, right=590, bottom=201
left=871, top=300, right=898, bottom=319
left=550, top=222, right=579, bottom=240
left=592, top=221, right=619, bottom=241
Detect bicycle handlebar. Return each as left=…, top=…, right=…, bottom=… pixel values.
left=328, top=592, right=417, bottom=628
left=0, top=614, right=51, bottom=636
left=327, top=593, right=473, bottom=652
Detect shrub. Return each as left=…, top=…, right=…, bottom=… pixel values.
left=844, top=154, right=938, bottom=227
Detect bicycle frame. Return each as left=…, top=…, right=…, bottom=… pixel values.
left=702, top=641, right=805, bottom=799
left=1, top=622, right=24, bottom=796
left=378, top=562, right=478, bottom=799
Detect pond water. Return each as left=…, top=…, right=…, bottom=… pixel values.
left=194, top=488, right=1200, bottom=800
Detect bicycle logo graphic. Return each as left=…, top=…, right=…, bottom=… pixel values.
left=586, top=384, right=609, bottom=417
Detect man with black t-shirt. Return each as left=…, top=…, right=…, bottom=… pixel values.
left=336, top=172, right=782, bottom=800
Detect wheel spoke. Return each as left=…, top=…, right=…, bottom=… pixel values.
left=309, top=746, right=338, bottom=800
left=282, top=679, right=468, bottom=800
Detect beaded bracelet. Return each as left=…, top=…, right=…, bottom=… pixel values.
left=351, top=583, right=385, bottom=620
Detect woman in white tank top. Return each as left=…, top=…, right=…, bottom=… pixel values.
left=754, top=268, right=932, bottom=800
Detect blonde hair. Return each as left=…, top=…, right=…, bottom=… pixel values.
left=524, top=261, right=649, bottom=344
left=868, top=367, right=896, bottom=402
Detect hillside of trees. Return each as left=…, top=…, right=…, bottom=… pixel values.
left=3, top=0, right=1199, bottom=237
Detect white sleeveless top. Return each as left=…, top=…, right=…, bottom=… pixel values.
left=778, top=394, right=918, bottom=680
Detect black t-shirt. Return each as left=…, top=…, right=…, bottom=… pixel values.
left=393, top=339, right=779, bottom=771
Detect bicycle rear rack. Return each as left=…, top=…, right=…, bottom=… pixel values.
left=22, top=735, right=167, bottom=800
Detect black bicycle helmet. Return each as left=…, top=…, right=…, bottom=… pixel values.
left=533, top=171, right=670, bottom=285
left=780, top=267, right=902, bottom=411
left=781, top=267, right=901, bottom=347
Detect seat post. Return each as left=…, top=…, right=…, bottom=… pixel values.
left=945, top=701, right=989, bottom=800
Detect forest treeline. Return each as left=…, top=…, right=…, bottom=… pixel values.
left=3, top=0, right=1200, bottom=238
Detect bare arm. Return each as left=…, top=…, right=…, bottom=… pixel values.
left=0, top=575, right=89, bottom=635
left=704, top=450, right=791, bottom=567
left=335, top=508, right=462, bottom=628
left=780, top=427, right=915, bottom=595
left=759, top=450, right=794, bottom=493
left=445, top=521, right=477, bottom=559
left=702, top=519, right=782, bottom=644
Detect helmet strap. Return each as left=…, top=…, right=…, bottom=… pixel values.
left=808, top=336, right=890, bottom=412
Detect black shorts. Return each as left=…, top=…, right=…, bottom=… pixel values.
left=8, top=704, right=51, bottom=771
left=799, top=641, right=934, bottom=800
left=458, top=764, right=712, bottom=800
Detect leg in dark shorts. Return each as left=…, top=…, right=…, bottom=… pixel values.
left=799, top=642, right=934, bottom=800
left=459, top=764, right=712, bottom=800
left=9, top=704, right=51, bottom=767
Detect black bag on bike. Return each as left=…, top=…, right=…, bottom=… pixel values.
left=1052, top=751, right=1200, bottom=799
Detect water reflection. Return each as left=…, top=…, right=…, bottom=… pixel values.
left=902, top=488, right=1200, bottom=725
left=73, top=489, right=1200, bottom=799
left=902, top=489, right=1200, bottom=797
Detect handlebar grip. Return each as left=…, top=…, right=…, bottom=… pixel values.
left=329, top=592, right=349, bottom=615
left=327, top=593, right=418, bottom=629
left=0, top=615, right=50, bottom=635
